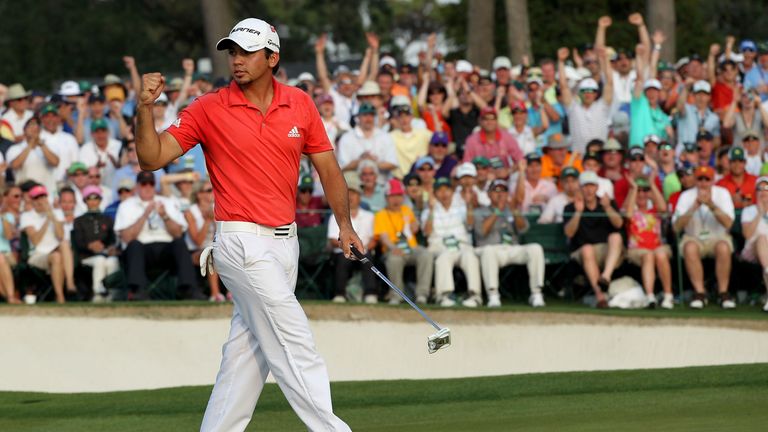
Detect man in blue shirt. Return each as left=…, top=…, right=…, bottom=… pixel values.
left=675, top=80, right=721, bottom=149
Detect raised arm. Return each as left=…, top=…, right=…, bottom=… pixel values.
left=417, top=71, right=430, bottom=111
left=676, top=77, right=693, bottom=116
left=629, top=13, right=651, bottom=53
left=557, top=47, right=573, bottom=107
left=424, top=33, right=437, bottom=78
left=725, top=35, right=735, bottom=61
left=356, top=48, right=372, bottom=86
left=123, top=56, right=142, bottom=102
left=595, top=16, right=611, bottom=49
left=599, top=46, right=614, bottom=106
left=649, top=31, right=665, bottom=79
left=707, top=43, right=720, bottom=86
left=366, top=33, right=380, bottom=82
left=633, top=44, right=647, bottom=98
left=175, top=58, right=195, bottom=109
left=136, top=73, right=183, bottom=171
left=722, top=86, right=740, bottom=128
left=314, top=34, right=332, bottom=93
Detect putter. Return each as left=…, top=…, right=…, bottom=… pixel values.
left=350, top=245, right=451, bottom=354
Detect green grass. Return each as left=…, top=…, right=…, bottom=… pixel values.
left=1, top=364, right=767, bottom=431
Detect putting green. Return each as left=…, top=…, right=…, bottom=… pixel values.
left=1, top=363, right=766, bottom=431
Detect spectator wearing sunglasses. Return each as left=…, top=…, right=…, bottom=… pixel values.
left=295, top=174, right=326, bottom=228
left=614, top=146, right=662, bottom=208
left=740, top=130, right=764, bottom=176
left=739, top=176, right=768, bottom=312
left=672, top=165, right=735, bottom=309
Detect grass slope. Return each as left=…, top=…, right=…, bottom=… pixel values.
left=1, top=364, right=766, bottom=431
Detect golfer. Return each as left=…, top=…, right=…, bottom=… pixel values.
left=135, top=18, right=361, bottom=432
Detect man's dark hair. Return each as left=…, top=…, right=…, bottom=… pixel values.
left=378, top=69, right=394, bottom=79
left=539, top=58, right=555, bottom=68
left=59, top=186, right=75, bottom=198
left=265, top=48, right=280, bottom=75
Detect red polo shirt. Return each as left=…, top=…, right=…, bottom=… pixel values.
left=716, top=173, right=757, bottom=209
left=166, top=79, right=332, bottom=226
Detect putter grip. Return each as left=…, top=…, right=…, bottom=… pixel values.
left=349, top=245, right=373, bottom=269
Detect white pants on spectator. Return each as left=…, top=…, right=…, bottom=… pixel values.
left=201, top=232, right=350, bottom=432
left=431, top=244, right=481, bottom=297
left=81, top=255, right=119, bottom=295
left=479, top=244, right=545, bottom=293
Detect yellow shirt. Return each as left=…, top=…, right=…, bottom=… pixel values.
left=389, top=128, right=432, bottom=178
left=374, top=206, right=418, bottom=252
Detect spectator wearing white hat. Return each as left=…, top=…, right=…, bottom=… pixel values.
left=511, top=153, right=557, bottom=214
left=1, top=84, right=33, bottom=143
left=422, top=177, right=481, bottom=307
left=629, top=43, right=673, bottom=147
left=739, top=176, right=768, bottom=312
left=337, top=102, right=398, bottom=179
left=356, top=81, right=388, bottom=129
left=476, top=179, right=546, bottom=307
left=454, top=161, right=490, bottom=208
left=675, top=79, right=720, bottom=148
left=389, top=103, right=431, bottom=178
left=557, top=47, right=614, bottom=154
left=38, top=103, right=79, bottom=184
left=563, top=171, right=624, bottom=309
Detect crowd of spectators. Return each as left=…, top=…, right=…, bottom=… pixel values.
left=2, top=13, right=768, bottom=312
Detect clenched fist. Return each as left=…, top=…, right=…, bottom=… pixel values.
left=140, top=73, right=165, bottom=106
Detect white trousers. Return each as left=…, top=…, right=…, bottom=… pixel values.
left=431, top=244, right=481, bottom=297
left=479, top=244, right=545, bottom=293
left=200, top=232, right=350, bottom=432
left=81, top=255, right=119, bottom=295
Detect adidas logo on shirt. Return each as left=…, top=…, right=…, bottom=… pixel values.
left=287, top=126, right=301, bottom=138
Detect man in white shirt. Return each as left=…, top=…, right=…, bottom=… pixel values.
left=336, top=103, right=399, bottom=178
left=39, top=103, right=79, bottom=183
left=739, top=176, right=768, bottom=312
left=7, top=117, right=60, bottom=197
left=539, top=167, right=580, bottom=223
left=1, top=84, right=33, bottom=142
left=114, top=171, right=202, bottom=300
left=672, top=165, right=736, bottom=309
left=79, top=118, right=122, bottom=188
left=580, top=152, right=615, bottom=199
left=327, top=174, right=376, bottom=303
left=421, top=177, right=482, bottom=307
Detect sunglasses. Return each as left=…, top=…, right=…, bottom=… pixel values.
left=743, top=48, right=757, bottom=53
left=119, top=188, right=132, bottom=193
left=697, top=176, right=712, bottom=181
left=418, top=166, right=434, bottom=171
left=758, top=184, right=768, bottom=191
left=200, top=188, right=213, bottom=193
left=580, top=89, right=597, bottom=94
left=630, top=157, right=645, bottom=162
left=431, top=142, right=448, bottom=147
left=85, top=195, right=101, bottom=200
left=299, top=189, right=312, bottom=193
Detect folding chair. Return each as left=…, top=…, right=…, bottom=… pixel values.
left=519, top=222, right=572, bottom=296
left=296, top=222, right=332, bottom=299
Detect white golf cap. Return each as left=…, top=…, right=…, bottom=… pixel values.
left=379, top=55, right=397, bottom=69
left=297, top=72, right=315, bottom=82
left=492, top=56, right=512, bottom=70
left=216, top=18, right=280, bottom=53
left=643, top=79, right=662, bottom=91
left=154, top=92, right=169, bottom=104
left=578, top=78, right=599, bottom=91
left=357, top=81, right=381, bottom=96
left=692, top=80, right=711, bottom=93
left=579, top=170, right=600, bottom=186
left=390, top=95, right=411, bottom=108
left=59, top=80, right=82, bottom=96
left=456, top=59, right=473, bottom=74
left=455, top=162, right=477, bottom=178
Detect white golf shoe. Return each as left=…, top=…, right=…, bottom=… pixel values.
left=462, top=295, right=480, bottom=308
left=440, top=295, right=456, bottom=307
left=415, top=295, right=428, bottom=304
left=332, top=295, right=347, bottom=304
left=661, top=294, right=674, bottom=310
left=529, top=292, right=546, bottom=308
left=363, top=294, right=378, bottom=305
left=763, top=300, right=768, bottom=313
left=487, top=293, right=502, bottom=308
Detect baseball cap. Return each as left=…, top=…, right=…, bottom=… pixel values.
left=634, top=177, right=651, bottom=189
left=414, top=156, right=436, bottom=170
left=741, top=40, right=757, bottom=52
left=390, top=95, right=412, bottom=108
left=677, top=165, right=695, bottom=177
left=154, top=92, right=169, bottom=105
left=136, top=171, right=156, bottom=184
left=118, top=178, right=135, bottom=192
left=696, top=130, right=714, bottom=141
left=88, top=94, right=105, bottom=104
left=729, top=146, right=746, bottom=161
left=659, top=141, right=673, bottom=150
left=692, top=80, right=711, bottom=94
left=216, top=18, right=280, bottom=53
left=628, top=146, right=645, bottom=160
left=379, top=55, right=397, bottom=69
left=509, top=100, right=527, bottom=112
left=455, top=162, right=478, bottom=178
left=430, top=131, right=449, bottom=145
left=582, top=152, right=601, bottom=163
left=28, top=185, right=48, bottom=199
left=67, top=162, right=88, bottom=175
left=695, top=165, right=715, bottom=179
left=526, top=76, right=543, bottom=87
left=81, top=185, right=103, bottom=200
left=602, top=138, right=622, bottom=152
left=546, top=133, right=569, bottom=149
left=643, top=79, right=662, bottom=91
left=756, top=176, right=768, bottom=190
left=684, top=142, right=698, bottom=152
left=489, top=179, right=509, bottom=191
left=166, top=77, right=184, bottom=92
left=316, top=93, right=334, bottom=105
left=579, top=171, right=600, bottom=186
left=297, top=72, right=316, bottom=82
left=59, top=80, right=82, bottom=97
left=561, top=166, right=580, bottom=179
left=578, top=78, right=599, bottom=92
left=489, top=157, right=505, bottom=169
left=434, top=177, right=453, bottom=189
left=743, top=130, right=761, bottom=141
left=479, top=106, right=497, bottom=118
left=357, top=81, right=381, bottom=96
left=403, top=173, right=422, bottom=187
left=492, top=56, right=512, bottom=70
left=643, top=134, right=662, bottom=146
left=525, top=152, right=542, bottom=163
left=357, top=103, right=376, bottom=116
left=298, top=175, right=314, bottom=190
left=40, top=103, right=58, bottom=116
left=472, top=156, right=490, bottom=168
left=91, top=118, right=109, bottom=132
left=386, top=178, right=405, bottom=196
left=455, top=60, right=473, bottom=74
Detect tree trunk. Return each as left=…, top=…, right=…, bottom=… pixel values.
left=647, top=0, right=676, bottom=62
left=200, top=0, right=235, bottom=79
left=466, top=0, right=495, bottom=68
left=505, top=0, right=533, bottom=64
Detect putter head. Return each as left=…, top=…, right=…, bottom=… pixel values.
left=427, top=328, right=451, bottom=354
